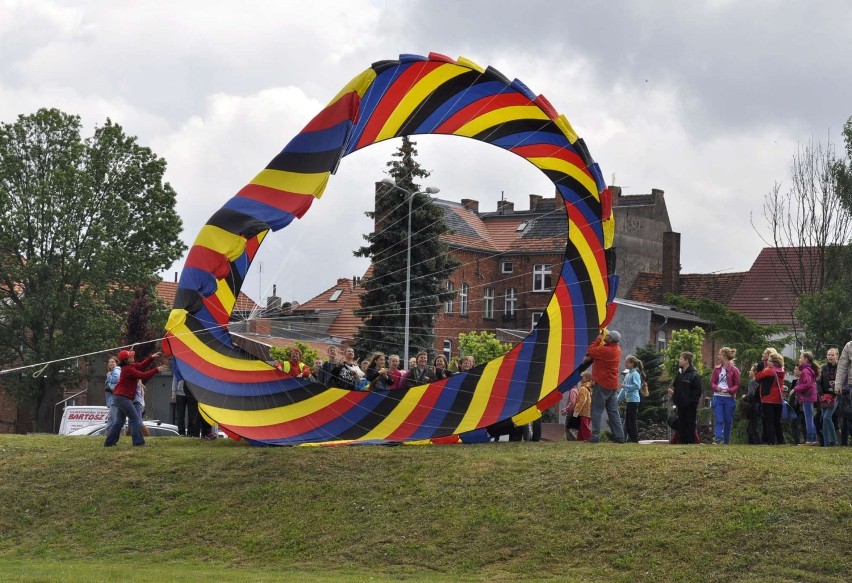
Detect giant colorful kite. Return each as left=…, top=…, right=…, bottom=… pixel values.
left=163, top=53, right=618, bottom=446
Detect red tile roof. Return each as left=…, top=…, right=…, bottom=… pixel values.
left=296, top=267, right=373, bottom=343
left=727, top=247, right=823, bottom=327
left=627, top=272, right=748, bottom=305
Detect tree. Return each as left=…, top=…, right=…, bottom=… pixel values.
left=663, top=327, right=706, bottom=379
left=269, top=341, right=319, bottom=369
left=124, top=279, right=171, bottom=360
left=353, top=136, right=459, bottom=357
left=634, top=343, right=666, bottom=429
left=0, top=108, right=186, bottom=430
left=458, top=331, right=512, bottom=368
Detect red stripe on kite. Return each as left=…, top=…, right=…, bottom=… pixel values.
left=302, top=92, right=361, bottom=133
left=236, top=184, right=315, bottom=218
left=185, top=246, right=231, bottom=280
left=434, top=92, right=532, bottom=135
left=481, top=344, right=522, bottom=425
left=355, top=61, right=444, bottom=149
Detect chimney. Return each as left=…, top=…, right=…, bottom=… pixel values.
left=662, top=231, right=681, bottom=297
left=652, top=188, right=665, bottom=198
left=174, top=271, right=178, bottom=283
left=497, top=200, right=514, bottom=214
left=529, top=194, right=543, bottom=211
left=461, top=198, right=479, bottom=214
left=266, top=284, right=281, bottom=311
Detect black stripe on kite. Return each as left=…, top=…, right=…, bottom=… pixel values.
left=473, top=119, right=562, bottom=143
left=335, top=389, right=408, bottom=440
left=207, top=208, right=270, bottom=239
left=428, top=371, right=483, bottom=435
left=265, top=149, right=343, bottom=174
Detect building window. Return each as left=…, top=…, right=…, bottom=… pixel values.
left=484, top=288, right=494, bottom=319
left=656, top=330, right=667, bottom=352
left=445, top=281, right=454, bottom=314
left=329, top=289, right=342, bottom=302
left=501, top=260, right=513, bottom=274
left=533, top=264, right=552, bottom=292
left=531, top=312, right=544, bottom=329
left=504, top=288, right=516, bottom=317
left=443, top=340, right=452, bottom=362
left=460, top=283, right=469, bottom=316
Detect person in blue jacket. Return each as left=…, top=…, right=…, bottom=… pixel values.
left=617, top=355, right=645, bottom=443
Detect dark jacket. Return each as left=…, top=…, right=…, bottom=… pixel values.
left=366, top=366, right=393, bottom=391
left=818, top=362, right=837, bottom=396
left=672, top=365, right=702, bottom=409
left=404, top=366, right=434, bottom=389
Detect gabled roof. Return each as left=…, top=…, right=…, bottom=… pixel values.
left=726, top=247, right=823, bottom=327
left=628, top=272, right=748, bottom=305
left=155, top=281, right=258, bottom=313
left=295, top=267, right=373, bottom=342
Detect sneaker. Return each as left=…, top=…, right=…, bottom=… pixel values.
left=201, top=433, right=217, bottom=440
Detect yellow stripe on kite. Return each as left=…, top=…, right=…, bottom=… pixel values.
left=355, top=384, right=432, bottom=441
left=375, top=64, right=470, bottom=142
left=456, top=356, right=503, bottom=433
left=213, top=277, right=237, bottom=315
left=512, top=406, right=542, bottom=426
left=555, top=114, right=578, bottom=143
left=201, top=388, right=354, bottom=427
left=568, top=218, right=608, bottom=322
left=602, top=218, right=615, bottom=249
left=250, top=169, right=330, bottom=197
left=328, top=68, right=378, bottom=105
left=193, top=226, right=247, bottom=262
left=454, top=106, right=550, bottom=138
left=170, top=323, right=271, bottom=372
left=541, top=298, right=563, bottom=396
left=528, top=156, right=598, bottom=201
left=456, top=56, right=486, bottom=73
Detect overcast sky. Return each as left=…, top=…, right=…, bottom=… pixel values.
left=2, top=0, right=851, bottom=306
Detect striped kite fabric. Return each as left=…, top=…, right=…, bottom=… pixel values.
left=163, top=52, right=618, bottom=446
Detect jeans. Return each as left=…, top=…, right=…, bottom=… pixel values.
left=625, top=402, right=639, bottom=442
left=104, top=390, right=117, bottom=435
left=712, top=396, right=736, bottom=444
left=104, top=395, right=145, bottom=446
left=802, top=401, right=816, bottom=443
left=822, top=402, right=838, bottom=445
left=589, top=384, right=624, bottom=443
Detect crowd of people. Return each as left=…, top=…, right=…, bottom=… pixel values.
left=565, top=329, right=852, bottom=446
left=302, top=345, right=477, bottom=392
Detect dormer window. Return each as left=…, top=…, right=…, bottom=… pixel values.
left=516, top=222, right=528, bottom=232
left=329, top=289, right=343, bottom=302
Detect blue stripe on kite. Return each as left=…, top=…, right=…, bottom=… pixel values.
left=343, top=62, right=413, bottom=156
left=459, top=428, right=490, bottom=443
left=283, top=121, right=353, bottom=154
left=179, top=267, right=218, bottom=296
left=556, top=183, right=604, bottom=243
left=175, top=362, right=307, bottom=397
left=411, top=81, right=511, bottom=134
left=560, top=259, right=591, bottom=351
left=408, top=374, right=468, bottom=441
left=229, top=249, right=252, bottom=281
left=399, top=53, right=428, bottom=63
left=509, top=78, right=536, bottom=101
left=491, top=131, right=574, bottom=150
left=497, top=333, right=536, bottom=421
left=223, top=197, right=296, bottom=232
left=279, top=391, right=389, bottom=442
left=189, top=305, right=235, bottom=346
left=588, top=162, right=607, bottom=194
left=608, top=274, right=620, bottom=302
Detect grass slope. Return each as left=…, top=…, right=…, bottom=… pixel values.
left=0, top=435, right=850, bottom=582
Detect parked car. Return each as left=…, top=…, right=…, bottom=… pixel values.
left=67, top=420, right=180, bottom=437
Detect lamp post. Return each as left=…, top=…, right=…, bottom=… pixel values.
left=380, top=178, right=440, bottom=368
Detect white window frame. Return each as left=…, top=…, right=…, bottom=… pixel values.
left=501, top=260, right=513, bottom=274
left=533, top=264, right=552, bottom=292
left=656, top=329, right=667, bottom=352
left=504, top=288, right=516, bottom=317
left=329, top=289, right=343, bottom=302
left=484, top=288, right=494, bottom=319
left=531, top=311, right=544, bottom=330
left=460, top=283, right=469, bottom=316
left=445, top=281, right=454, bottom=314
left=443, top=340, right=452, bottom=362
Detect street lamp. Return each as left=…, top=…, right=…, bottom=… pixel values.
left=380, top=177, right=440, bottom=368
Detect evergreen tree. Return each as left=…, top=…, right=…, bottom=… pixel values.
left=635, top=343, right=666, bottom=429
left=354, top=136, right=459, bottom=357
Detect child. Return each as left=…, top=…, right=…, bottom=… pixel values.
left=573, top=371, right=593, bottom=441
left=560, top=381, right=579, bottom=440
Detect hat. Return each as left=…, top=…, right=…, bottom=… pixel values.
left=116, top=349, right=135, bottom=362
left=622, top=368, right=630, bottom=375
left=606, top=330, right=621, bottom=343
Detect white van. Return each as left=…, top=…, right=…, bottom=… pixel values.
left=58, top=406, right=110, bottom=435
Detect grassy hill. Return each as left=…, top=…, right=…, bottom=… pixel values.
left=1, top=435, right=850, bottom=582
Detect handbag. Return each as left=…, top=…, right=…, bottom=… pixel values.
left=819, top=393, right=836, bottom=408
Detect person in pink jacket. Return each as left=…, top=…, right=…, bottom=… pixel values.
left=710, top=347, right=740, bottom=444
left=792, top=351, right=820, bottom=445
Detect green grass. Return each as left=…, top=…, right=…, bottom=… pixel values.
left=1, top=435, right=851, bottom=582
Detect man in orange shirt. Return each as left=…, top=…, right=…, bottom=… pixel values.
left=582, top=330, right=625, bottom=444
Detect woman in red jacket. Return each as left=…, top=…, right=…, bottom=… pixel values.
left=755, top=351, right=786, bottom=445
left=104, top=349, right=164, bottom=447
